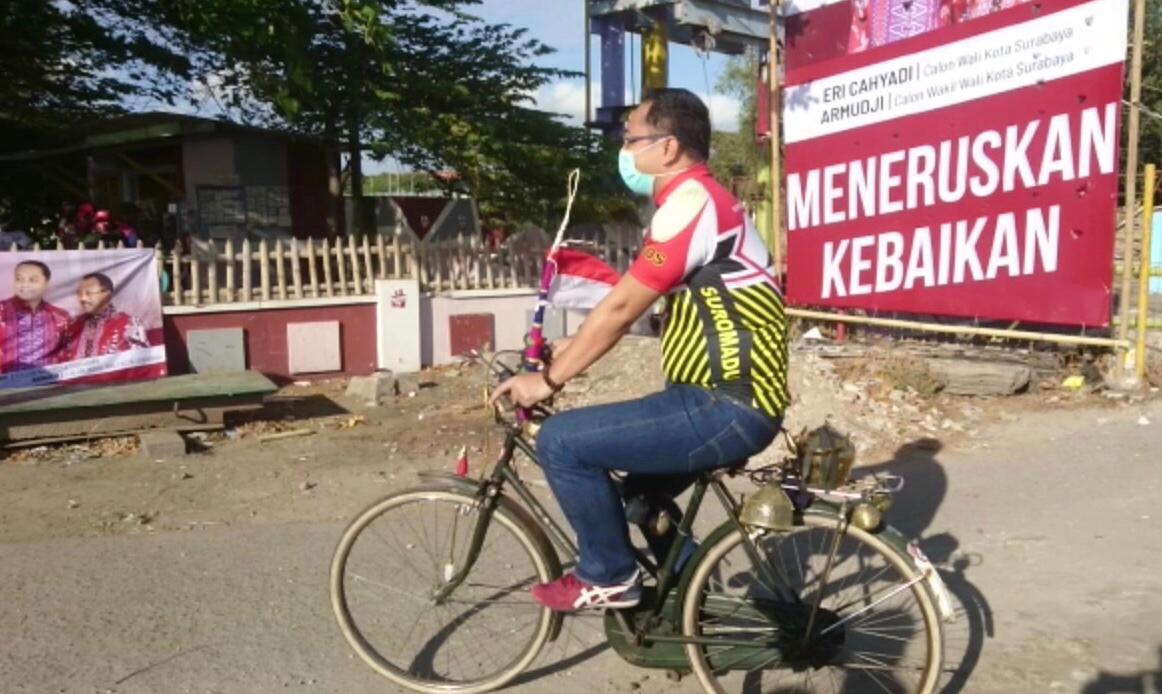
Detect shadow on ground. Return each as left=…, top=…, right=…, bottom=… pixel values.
left=1081, top=647, right=1162, bottom=693
left=862, top=438, right=995, bottom=694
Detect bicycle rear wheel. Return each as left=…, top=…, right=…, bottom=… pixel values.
left=681, top=510, right=944, bottom=693
left=330, top=485, right=558, bottom=694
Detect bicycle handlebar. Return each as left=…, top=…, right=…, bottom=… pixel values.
left=471, top=349, right=555, bottom=426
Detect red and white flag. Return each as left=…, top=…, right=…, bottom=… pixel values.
left=546, top=248, right=619, bottom=310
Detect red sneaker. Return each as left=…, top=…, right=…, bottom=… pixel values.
left=530, top=571, right=642, bottom=612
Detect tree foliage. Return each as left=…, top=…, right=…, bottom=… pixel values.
left=149, top=0, right=633, bottom=232
left=0, top=0, right=190, bottom=231
left=0, top=0, right=634, bottom=235
left=707, top=52, right=766, bottom=205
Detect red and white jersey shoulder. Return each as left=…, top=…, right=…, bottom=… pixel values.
left=628, top=165, right=779, bottom=294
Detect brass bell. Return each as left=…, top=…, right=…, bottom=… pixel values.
left=850, top=502, right=882, bottom=530
left=740, top=484, right=795, bottom=532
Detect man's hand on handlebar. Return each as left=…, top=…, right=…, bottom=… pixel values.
left=488, top=372, right=555, bottom=409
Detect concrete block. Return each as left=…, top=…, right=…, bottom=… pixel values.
left=138, top=430, right=188, bottom=459
left=927, top=359, right=1032, bottom=396
left=287, top=321, right=342, bottom=374
left=345, top=371, right=396, bottom=405
left=395, top=372, right=421, bottom=395
left=187, top=328, right=246, bottom=374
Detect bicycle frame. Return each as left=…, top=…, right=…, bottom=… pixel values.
left=429, top=419, right=809, bottom=651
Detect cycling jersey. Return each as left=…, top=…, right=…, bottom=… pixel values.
left=628, top=164, right=788, bottom=419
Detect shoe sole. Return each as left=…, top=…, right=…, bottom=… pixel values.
left=532, top=595, right=643, bottom=612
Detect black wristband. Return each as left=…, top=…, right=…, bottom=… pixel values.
left=542, top=368, right=564, bottom=393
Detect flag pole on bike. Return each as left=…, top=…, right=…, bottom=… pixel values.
left=518, top=169, right=581, bottom=420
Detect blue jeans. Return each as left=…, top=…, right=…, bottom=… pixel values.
left=535, top=385, right=782, bottom=586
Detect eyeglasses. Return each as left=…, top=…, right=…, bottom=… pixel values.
left=622, top=133, right=671, bottom=147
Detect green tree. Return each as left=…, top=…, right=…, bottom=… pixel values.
left=147, top=0, right=630, bottom=234
left=707, top=52, right=765, bottom=205
left=0, top=0, right=189, bottom=234
left=1130, top=0, right=1162, bottom=180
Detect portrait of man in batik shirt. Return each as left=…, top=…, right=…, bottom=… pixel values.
left=0, top=260, right=71, bottom=371
left=66, top=272, right=148, bottom=360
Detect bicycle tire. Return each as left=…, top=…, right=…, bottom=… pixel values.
left=681, top=510, right=944, bottom=693
left=330, top=485, right=558, bottom=694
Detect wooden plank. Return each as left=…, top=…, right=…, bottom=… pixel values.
left=485, top=238, right=495, bottom=289
left=225, top=238, right=236, bottom=302
left=291, top=238, right=303, bottom=299
left=0, top=372, right=277, bottom=414
left=392, top=233, right=402, bottom=279
left=275, top=239, right=287, bottom=300
left=335, top=236, right=349, bottom=296
left=349, top=235, right=363, bottom=295
left=242, top=238, right=253, bottom=302
left=190, top=250, right=202, bottom=305
left=322, top=238, right=334, bottom=297
left=362, top=235, right=374, bottom=289
left=414, top=240, right=427, bottom=289
left=206, top=241, right=219, bottom=304
left=470, top=234, right=482, bottom=289
left=376, top=233, right=388, bottom=280
left=0, top=372, right=278, bottom=441
left=458, top=235, right=469, bottom=290
left=171, top=246, right=182, bottom=306
left=259, top=238, right=271, bottom=301
left=153, top=243, right=165, bottom=302
left=306, top=238, right=319, bottom=298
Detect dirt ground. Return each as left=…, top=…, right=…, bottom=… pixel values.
left=0, top=335, right=1150, bottom=546
left=1, top=335, right=1160, bottom=693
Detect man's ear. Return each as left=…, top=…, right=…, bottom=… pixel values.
left=662, top=138, right=684, bottom=166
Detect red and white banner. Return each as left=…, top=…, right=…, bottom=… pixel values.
left=0, top=249, right=166, bottom=388
left=547, top=248, right=619, bottom=310
left=783, top=0, right=1127, bottom=326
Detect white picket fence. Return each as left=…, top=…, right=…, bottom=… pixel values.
left=13, top=230, right=644, bottom=306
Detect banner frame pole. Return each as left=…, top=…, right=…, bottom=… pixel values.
left=768, top=0, right=784, bottom=280
left=1116, top=0, right=1148, bottom=378
left=1135, top=164, right=1155, bottom=381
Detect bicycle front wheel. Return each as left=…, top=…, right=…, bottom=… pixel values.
left=330, top=485, right=558, bottom=694
left=681, top=511, right=944, bottom=693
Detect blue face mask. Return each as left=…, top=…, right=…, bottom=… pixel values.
left=618, top=138, right=667, bottom=197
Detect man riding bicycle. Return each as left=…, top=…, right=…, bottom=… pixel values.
left=491, top=88, right=788, bottom=613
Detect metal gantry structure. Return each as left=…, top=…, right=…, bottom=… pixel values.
left=584, top=0, right=770, bottom=133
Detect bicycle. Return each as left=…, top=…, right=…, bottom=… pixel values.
left=330, top=351, right=956, bottom=693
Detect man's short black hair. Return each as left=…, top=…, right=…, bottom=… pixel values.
left=15, top=260, right=51, bottom=281
left=82, top=272, right=115, bottom=293
left=642, top=88, right=711, bottom=161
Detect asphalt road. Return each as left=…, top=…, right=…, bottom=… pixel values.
left=2, top=398, right=1160, bottom=694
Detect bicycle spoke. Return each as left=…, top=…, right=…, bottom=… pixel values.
left=683, top=514, right=941, bottom=694
left=335, top=491, right=551, bottom=689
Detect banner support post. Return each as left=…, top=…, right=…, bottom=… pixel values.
left=1116, top=0, right=1147, bottom=379
left=767, top=0, right=783, bottom=280
left=1136, top=164, right=1155, bottom=382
